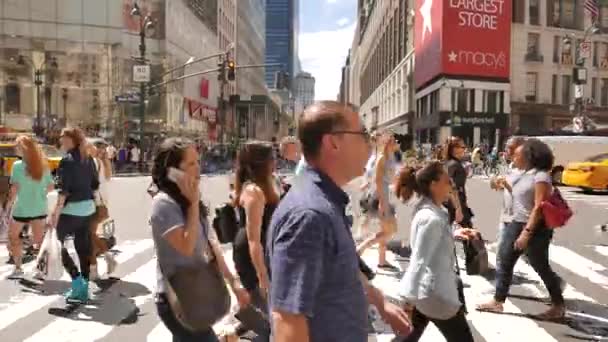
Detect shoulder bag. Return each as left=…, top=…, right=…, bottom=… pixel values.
left=541, top=188, right=573, bottom=228
left=161, top=218, right=231, bottom=332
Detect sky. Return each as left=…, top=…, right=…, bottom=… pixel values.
left=299, top=0, right=357, bottom=101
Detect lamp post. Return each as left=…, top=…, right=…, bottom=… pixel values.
left=62, top=88, right=68, bottom=127
left=562, top=22, right=600, bottom=133
left=131, top=2, right=154, bottom=171
left=16, top=55, right=58, bottom=137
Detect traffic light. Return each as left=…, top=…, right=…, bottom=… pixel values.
left=218, top=61, right=226, bottom=81
left=227, top=60, right=236, bottom=81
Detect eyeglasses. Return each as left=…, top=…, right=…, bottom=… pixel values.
left=330, top=129, right=370, bottom=141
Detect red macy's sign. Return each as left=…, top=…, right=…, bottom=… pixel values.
left=414, top=0, right=512, bottom=89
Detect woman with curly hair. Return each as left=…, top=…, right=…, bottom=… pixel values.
left=6, top=135, right=54, bottom=279
left=477, top=138, right=565, bottom=320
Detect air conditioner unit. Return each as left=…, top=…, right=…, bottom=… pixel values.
left=600, top=57, right=608, bottom=69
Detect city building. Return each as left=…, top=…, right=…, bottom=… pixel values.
left=0, top=0, right=225, bottom=143
left=265, top=0, right=300, bottom=90
left=355, top=0, right=414, bottom=139
left=218, top=0, right=236, bottom=99
left=235, top=0, right=267, bottom=99
left=412, top=0, right=512, bottom=147
left=339, top=54, right=351, bottom=104
left=510, top=0, right=608, bottom=135
left=293, top=71, right=315, bottom=117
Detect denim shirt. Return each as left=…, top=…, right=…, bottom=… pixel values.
left=399, top=199, right=462, bottom=319
left=267, top=166, right=367, bottom=342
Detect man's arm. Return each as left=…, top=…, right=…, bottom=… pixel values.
left=269, top=210, right=327, bottom=342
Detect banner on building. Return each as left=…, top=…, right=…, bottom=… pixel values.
left=414, top=0, right=512, bottom=89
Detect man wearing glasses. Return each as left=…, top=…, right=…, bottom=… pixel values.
left=266, top=101, right=411, bottom=342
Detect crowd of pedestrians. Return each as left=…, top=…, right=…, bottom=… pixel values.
left=1, top=99, right=568, bottom=341
left=142, top=100, right=568, bottom=342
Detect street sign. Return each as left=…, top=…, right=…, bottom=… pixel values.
left=580, top=41, right=591, bottom=59
left=133, top=65, right=150, bottom=83
left=115, top=92, right=141, bottom=103
left=574, top=84, right=584, bottom=99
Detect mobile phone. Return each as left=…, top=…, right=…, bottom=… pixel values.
left=167, top=167, right=185, bottom=183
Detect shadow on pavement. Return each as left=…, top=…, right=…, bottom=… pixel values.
left=19, top=277, right=150, bottom=325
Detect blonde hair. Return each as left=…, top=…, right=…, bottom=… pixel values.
left=15, top=135, right=47, bottom=181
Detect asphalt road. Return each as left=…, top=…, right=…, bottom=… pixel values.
left=0, top=175, right=606, bottom=341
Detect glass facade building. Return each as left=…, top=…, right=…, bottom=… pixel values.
left=265, top=0, right=299, bottom=89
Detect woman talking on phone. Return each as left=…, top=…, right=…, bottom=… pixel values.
left=150, top=137, right=250, bottom=342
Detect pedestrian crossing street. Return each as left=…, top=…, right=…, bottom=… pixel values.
left=0, top=236, right=607, bottom=341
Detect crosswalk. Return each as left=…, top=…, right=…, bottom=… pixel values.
left=0, top=236, right=607, bottom=341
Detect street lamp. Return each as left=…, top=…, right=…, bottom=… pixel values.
left=15, top=54, right=58, bottom=137
left=562, top=22, right=600, bottom=133
left=131, top=1, right=154, bottom=170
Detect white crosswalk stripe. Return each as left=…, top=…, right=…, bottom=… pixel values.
left=0, top=236, right=606, bottom=341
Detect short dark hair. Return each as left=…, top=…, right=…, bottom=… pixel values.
left=521, top=138, right=554, bottom=172
left=297, top=101, right=350, bottom=159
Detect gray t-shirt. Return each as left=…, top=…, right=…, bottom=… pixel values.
left=150, top=192, right=214, bottom=293
left=511, top=169, right=552, bottom=223
left=500, top=164, right=523, bottom=223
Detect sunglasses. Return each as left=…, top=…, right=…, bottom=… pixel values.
left=330, top=129, right=371, bottom=141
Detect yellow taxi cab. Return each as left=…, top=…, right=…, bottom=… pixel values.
left=0, top=142, right=62, bottom=177
left=561, top=152, right=608, bottom=192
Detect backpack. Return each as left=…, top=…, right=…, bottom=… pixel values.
left=212, top=203, right=239, bottom=244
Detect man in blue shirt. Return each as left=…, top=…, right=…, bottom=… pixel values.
left=266, top=101, right=411, bottom=342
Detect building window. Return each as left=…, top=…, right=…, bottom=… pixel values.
left=562, top=75, right=571, bottom=105
left=526, top=33, right=542, bottom=61
left=526, top=72, right=538, bottom=102
left=456, top=89, right=468, bottom=113
left=513, top=0, right=525, bottom=23
left=553, top=36, right=560, bottom=63
left=600, top=3, right=608, bottom=30
left=529, top=0, right=540, bottom=25
left=548, top=0, right=579, bottom=29
left=469, top=89, right=475, bottom=112
left=5, top=84, right=20, bottom=114
left=430, top=90, right=439, bottom=113
left=551, top=75, right=558, bottom=104
left=485, top=91, right=498, bottom=114
left=594, top=41, right=599, bottom=67
left=592, top=77, right=598, bottom=104
left=602, top=79, right=608, bottom=107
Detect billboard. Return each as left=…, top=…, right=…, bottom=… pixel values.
left=414, top=0, right=512, bottom=89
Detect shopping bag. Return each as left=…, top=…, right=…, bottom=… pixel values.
left=0, top=206, right=9, bottom=243
left=36, top=228, right=64, bottom=280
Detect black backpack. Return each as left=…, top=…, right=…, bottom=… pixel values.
left=212, top=203, right=239, bottom=244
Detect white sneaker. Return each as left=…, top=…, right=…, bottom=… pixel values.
left=7, top=268, right=24, bottom=280
left=32, top=269, right=45, bottom=281
left=89, top=264, right=99, bottom=281
left=105, top=253, right=117, bottom=275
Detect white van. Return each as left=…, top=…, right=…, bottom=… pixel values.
left=527, top=135, right=608, bottom=183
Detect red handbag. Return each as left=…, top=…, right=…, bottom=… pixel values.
left=541, top=188, right=573, bottom=228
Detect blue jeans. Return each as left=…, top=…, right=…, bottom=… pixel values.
left=156, top=293, right=219, bottom=342
left=494, top=222, right=564, bottom=305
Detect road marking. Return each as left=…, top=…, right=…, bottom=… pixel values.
left=146, top=322, right=171, bottom=342
left=0, top=239, right=153, bottom=333
left=23, top=259, right=158, bottom=342
left=456, top=255, right=558, bottom=342
left=549, top=245, right=608, bottom=290
left=593, top=246, right=608, bottom=257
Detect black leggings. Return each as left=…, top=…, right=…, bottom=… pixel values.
left=399, top=308, right=474, bottom=342
left=56, top=214, right=93, bottom=280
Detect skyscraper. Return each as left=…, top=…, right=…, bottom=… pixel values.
left=265, top=0, right=299, bottom=90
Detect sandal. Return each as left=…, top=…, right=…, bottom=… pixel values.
left=536, top=305, right=566, bottom=321
left=476, top=300, right=504, bottom=313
